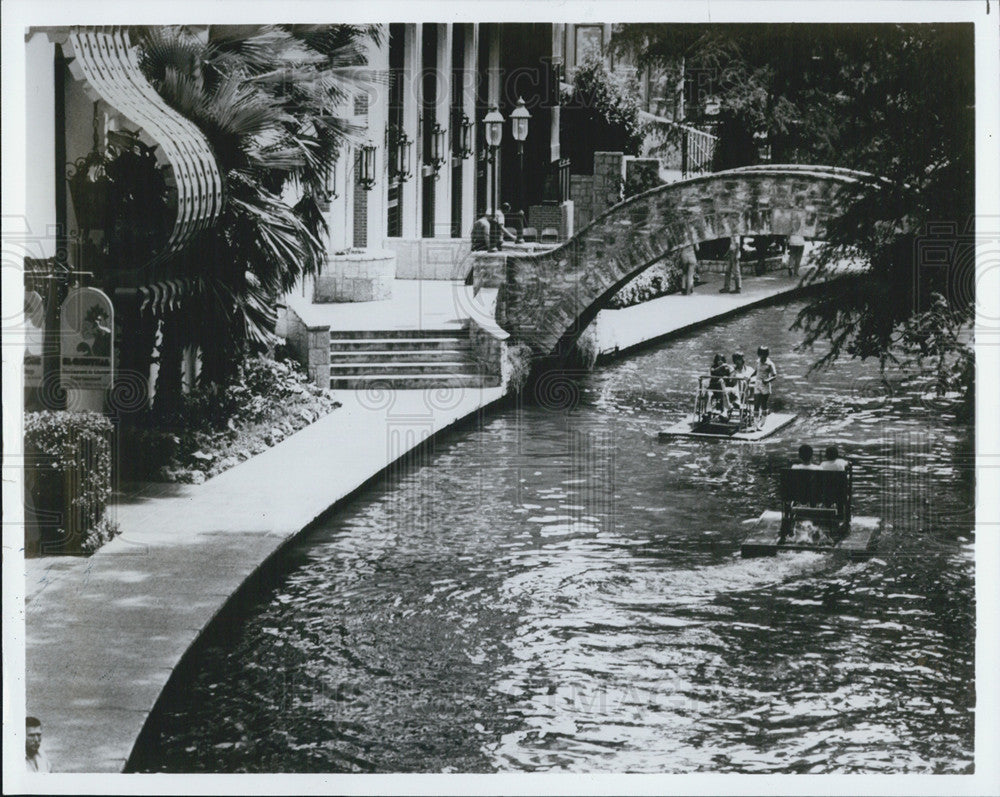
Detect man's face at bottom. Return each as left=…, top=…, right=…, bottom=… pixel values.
left=26, top=726, right=41, bottom=756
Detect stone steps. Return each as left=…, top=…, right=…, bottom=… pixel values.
left=329, top=328, right=467, bottom=339
left=329, top=349, right=471, bottom=363
left=329, top=362, right=480, bottom=376
left=329, top=337, right=471, bottom=351
left=329, top=373, right=498, bottom=390
left=328, top=327, right=497, bottom=390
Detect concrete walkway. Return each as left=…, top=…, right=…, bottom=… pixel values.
left=590, top=261, right=854, bottom=359
left=24, top=386, right=503, bottom=772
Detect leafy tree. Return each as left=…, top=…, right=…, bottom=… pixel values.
left=133, top=24, right=378, bottom=408
left=612, top=23, right=975, bottom=415
left=561, top=56, right=645, bottom=173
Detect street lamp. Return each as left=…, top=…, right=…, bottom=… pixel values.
left=358, top=142, right=377, bottom=190
left=483, top=107, right=505, bottom=251
left=456, top=114, right=473, bottom=159
left=509, top=97, right=532, bottom=243
left=429, top=122, right=448, bottom=177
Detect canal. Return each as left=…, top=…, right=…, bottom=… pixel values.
left=132, top=299, right=975, bottom=774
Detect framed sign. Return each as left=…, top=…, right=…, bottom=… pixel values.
left=60, top=287, right=114, bottom=391
left=24, top=290, right=45, bottom=389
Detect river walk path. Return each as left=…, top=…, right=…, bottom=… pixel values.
left=22, top=264, right=832, bottom=773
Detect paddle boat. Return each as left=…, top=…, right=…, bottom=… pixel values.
left=658, top=375, right=797, bottom=442
left=741, top=465, right=883, bottom=559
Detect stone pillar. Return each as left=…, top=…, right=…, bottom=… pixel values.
left=365, top=27, right=389, bottom=247
left=487, top=24, right=502, bottom=214
left=401, top=24, right=421, bottom=239
left=433, top=24, right=453, bottom=238
left=460, top=23, right=478, bottom=234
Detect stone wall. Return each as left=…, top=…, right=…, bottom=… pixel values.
left=313, top=249, right=396, bottom=303
left=527, top=205, right=561, bottom=234
left=570, top=175, right=595, bottom=230
left=592, top=151, right=625, bottom=219
left=282, top=304, right=331, bottom=387
left=384, top=238, right=473, bottom=280
left=498, top=165, right=868, bottom=356
left=570, top=152, right=627, bottom=233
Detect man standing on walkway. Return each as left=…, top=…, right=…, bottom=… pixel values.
left=26, top=716, right=52, bottom=772
left=787, top=231, right=806, bottom=276
left=720, top=235, right=742, bottom=294
left=680, top=244, right=698, bottom=294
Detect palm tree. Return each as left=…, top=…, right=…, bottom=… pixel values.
left=133, top=24, right=379, bottom=405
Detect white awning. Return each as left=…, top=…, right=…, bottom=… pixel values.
left=59, top=27, right=223, bottom=265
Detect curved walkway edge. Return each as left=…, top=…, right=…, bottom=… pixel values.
left=22, top=266, right=851, bottom=773
left=589, top=268, right=846, bottom=363
left=24, top=387, right=505, bottom=772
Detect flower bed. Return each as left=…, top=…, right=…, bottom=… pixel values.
left=124, top=354, right=341, bottom=485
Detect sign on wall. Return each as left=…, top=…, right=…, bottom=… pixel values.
left=60, top=287, right=114, bottom=391
left=24, top=290, right=45, bottom=389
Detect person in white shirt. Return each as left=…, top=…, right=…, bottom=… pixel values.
left=788, top=232, right=806, bottom=276
left=726, top=351, right=755, bottom=411
left=26, top=716, right=52, bottom=773
left=820, top=445, right=850, bottom=470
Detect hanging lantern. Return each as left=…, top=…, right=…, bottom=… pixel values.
left=456, top=114, right=473, bottom=159
left=358, top=142, right=377, bottom=190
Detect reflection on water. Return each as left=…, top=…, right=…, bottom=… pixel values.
left=133, top=301, right=975, bottom=774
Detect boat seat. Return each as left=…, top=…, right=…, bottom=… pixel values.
left=522, top=226, right=538, bottom=242
left=540, top=227, right=560, bottom=243
left=779, top=466, right=852, bottom=524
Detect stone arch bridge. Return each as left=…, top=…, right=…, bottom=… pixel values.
left=496, top=164, right=873, bottom=357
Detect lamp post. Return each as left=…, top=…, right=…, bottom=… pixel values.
left=509, top=96, right=531, bottom=244
left=483, top=107, right=504, bottom=252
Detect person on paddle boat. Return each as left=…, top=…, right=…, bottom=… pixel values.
left=820, top=445, right=850, bottom=471
left=708, top=353, right=733, bottom=415
left=791, top=443, right=822, bottom=469
left=726, top=351, right=754, bottom=411
left=751, top=345, right=778, bottom=430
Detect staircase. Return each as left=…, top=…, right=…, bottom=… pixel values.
left=328, top=328, right=499, bottom=390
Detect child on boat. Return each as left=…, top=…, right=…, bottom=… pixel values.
left=751, top=346, right=777, bottom=430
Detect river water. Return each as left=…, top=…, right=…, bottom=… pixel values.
left=133, top=299, right=975, bottom=774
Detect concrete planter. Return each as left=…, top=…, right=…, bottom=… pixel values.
left=313, top=248, right=396, bottom=303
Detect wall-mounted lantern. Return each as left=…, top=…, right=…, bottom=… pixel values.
left=358, top=142, right=377, bottom=190
left=456, top=114, right=473, bottom=159
left=429, top=122, right=448, bottom=176
left=390, top=127, right=413, bottom=183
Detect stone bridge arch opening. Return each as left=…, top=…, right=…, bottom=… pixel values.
left=496, top=165, right=873, bottom=360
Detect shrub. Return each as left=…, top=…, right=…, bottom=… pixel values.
left=561, top=56, right=646, bottom=171
left=504, top=343, right=536, bottom=393
left=607, top=260, right=685, bottom=309
left=24, top=411, right=114, bottom=555
left=121, top=352, right=341, bottom=483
